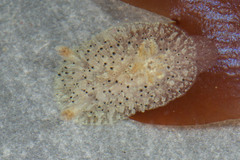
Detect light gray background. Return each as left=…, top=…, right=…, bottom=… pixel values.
left=0, top=0, right=239, bottom=159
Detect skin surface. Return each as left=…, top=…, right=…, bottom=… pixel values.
left=122, top=0, right=240, bottom=125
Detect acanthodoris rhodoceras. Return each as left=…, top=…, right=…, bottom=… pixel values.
left=54, top=22, right=214, bottom=125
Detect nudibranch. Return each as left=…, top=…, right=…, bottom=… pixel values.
left=54, top=22, right=213, bottom=125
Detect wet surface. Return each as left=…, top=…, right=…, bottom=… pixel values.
left=122, top=0, right=240, bottom=125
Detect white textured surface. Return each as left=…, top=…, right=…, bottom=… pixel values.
left=0, top=0, right=239, bottom=159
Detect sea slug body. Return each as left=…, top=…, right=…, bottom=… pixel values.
left=54, top=22, right=199, bottom=125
